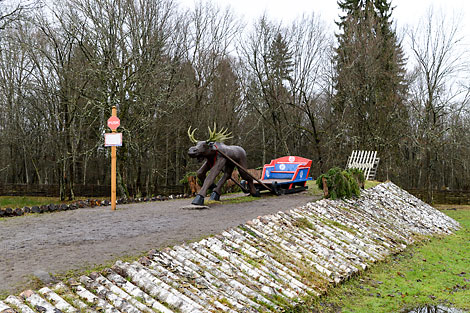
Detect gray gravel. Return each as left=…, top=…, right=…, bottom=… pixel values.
left=0, top=192, right=319, bottom=294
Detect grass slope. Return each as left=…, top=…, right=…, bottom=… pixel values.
left=284, top=205, right=470, bottom=313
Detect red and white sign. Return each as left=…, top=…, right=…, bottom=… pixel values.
left=107, top=116, right=120, bottom=130
left=105, top=133, right=122, bottom=146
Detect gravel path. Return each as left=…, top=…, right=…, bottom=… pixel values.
left=0, top=192, right=319, bottom=294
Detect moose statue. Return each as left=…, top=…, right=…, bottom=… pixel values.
left=187, top=124, right=259, bottom=205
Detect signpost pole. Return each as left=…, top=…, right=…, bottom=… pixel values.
left=111, top=106, right=117, bottom=211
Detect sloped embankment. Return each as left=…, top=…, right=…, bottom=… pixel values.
left=0, top=182, right=459, bottom=312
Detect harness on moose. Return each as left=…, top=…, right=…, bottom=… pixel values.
left=207, top=150, right=218, bottom=169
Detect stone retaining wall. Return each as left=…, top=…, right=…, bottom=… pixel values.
left=0, top=194, right=190, bottom=219
left=0, top=182, right=459, bottom=313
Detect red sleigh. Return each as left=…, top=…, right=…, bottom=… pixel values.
left=253, top=156, right=312, bottom=195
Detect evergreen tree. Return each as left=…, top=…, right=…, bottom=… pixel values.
left=333, top=0, right=408, bottom=166
left=268, top=32, right=293, bottom=83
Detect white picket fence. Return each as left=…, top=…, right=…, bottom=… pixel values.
left=346, top=150, right=380, bottom=181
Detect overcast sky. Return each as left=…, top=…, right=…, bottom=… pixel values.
left=177, top=0, right=470, bottom=32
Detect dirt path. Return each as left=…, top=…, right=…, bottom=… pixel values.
left=0, top=192, right=320, bottom=294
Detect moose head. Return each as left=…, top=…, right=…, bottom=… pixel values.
left=187, top=124, right=232, bottom=162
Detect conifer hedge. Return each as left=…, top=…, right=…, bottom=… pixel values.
left=316, top=167, right=365, bottom=200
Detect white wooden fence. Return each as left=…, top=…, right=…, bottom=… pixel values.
left=346, top=150, right=380, bottom=180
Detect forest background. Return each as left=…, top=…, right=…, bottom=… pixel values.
left=0, top=0, right=469, bottom=200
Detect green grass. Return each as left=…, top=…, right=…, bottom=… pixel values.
left=306, top=180, right=324, bottom=196
left=206, top=194, right=272, bottom=205
left=0, top=196, right=107, bottom=209
left=320, top=218, right=357, bottom=235
left=283, top=205, right=470, bottom=313
left=293, top=217, right=315, bottom=230
left=364, top=180, right=381, bottom=189
left=0, top=196, right=59, bottom=209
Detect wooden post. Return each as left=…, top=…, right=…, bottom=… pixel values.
left=322, top=177, right=329, bottom=198
left=111, top=106, right=117, bottom=211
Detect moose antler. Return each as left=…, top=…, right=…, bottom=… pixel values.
left=187, top=126, right=198, bottom=144
left=207, top=123, right=232, bottom=143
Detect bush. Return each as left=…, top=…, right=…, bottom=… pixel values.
left=347, top=167, right=365, bottom=189
left=179, top=171, right=198, bottom=185
left=316, top=167, right=365, bottom=200
left=179, top=171, right=241, bottom=195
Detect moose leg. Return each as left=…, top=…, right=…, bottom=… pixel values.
left=236, top=154, right=259, bottom=197
left=191, top=161, right=210, bottom=205
left=192, top=159, right=226, bottom=205
left=210, top=166, right=234, bottom=201
left=239, top=169, right=259, bottom=197
left=196, top=161, right=210, bottom=187
left=197, top=161, right=217, bottom=191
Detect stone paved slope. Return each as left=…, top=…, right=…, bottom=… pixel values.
left=0, top=183, right=459, bottom=312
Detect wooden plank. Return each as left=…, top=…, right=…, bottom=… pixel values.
left=350, top=151, right=359, bottom=167
left=364, top=151, right=372, bottom=180
left=353, top=150, right=361, bottom=168
left=348, top=150, right=355, bottom=168
left=360, top=150, right=367, bottom=170
left=370, top=151, right=376, bottom=179
left=349, top=150, right=355, bottom=168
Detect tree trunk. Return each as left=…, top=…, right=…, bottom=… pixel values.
left=322, top=177, right=329, bottom=198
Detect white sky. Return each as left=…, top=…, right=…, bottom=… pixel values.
left=177, top=0, right=470, bottom=33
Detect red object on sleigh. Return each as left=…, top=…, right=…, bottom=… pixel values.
left=254, top=156, right=313, bottom=195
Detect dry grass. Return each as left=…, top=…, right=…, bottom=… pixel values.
left=435, top=204, right=470, bottom=211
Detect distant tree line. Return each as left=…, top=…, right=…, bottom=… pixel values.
left=0, top=0, right=469, bottom=200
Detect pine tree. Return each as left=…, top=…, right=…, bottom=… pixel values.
left=333, top=0, right=408, bottom=157
left=268, top=32, right=293, bottom=83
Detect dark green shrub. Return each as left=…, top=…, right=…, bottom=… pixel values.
left=316, top=167, right=364, bottom=200
left=347, top=167, right=365, bottom=188
left=179, top=171, right=199, bottom=185
left=179, top=171, right=199, bottom=194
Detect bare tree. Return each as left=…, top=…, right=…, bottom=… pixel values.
left=286, top=13, right=331, bottom=173
left=183, top=0, right=240, bottom=118
left=238, top=16, right=294, bottom=159
left=0, top=0, right=21, bottom=30
left=407, top=7, right=470, bottom=197
left=238, top=14, right=332, bottom=172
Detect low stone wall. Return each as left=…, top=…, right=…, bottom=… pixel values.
left=0, top=182, right=459, bottom=313
left=0, top=194, right=190, bottom=219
